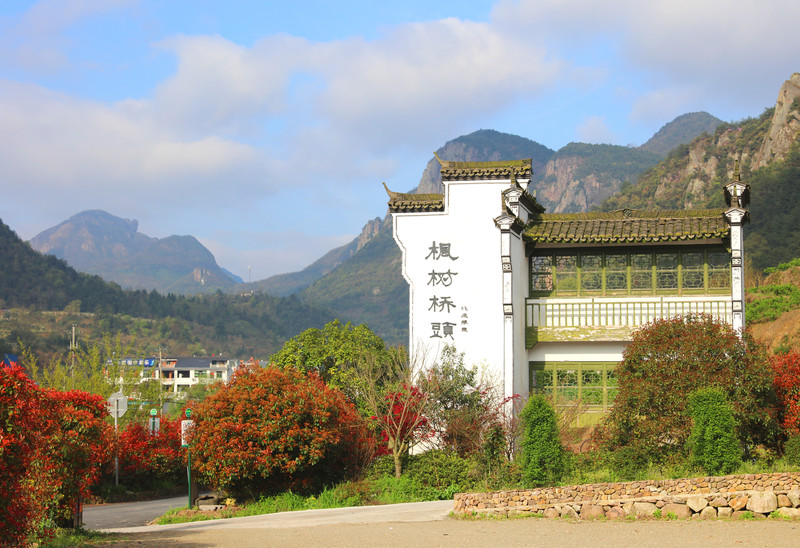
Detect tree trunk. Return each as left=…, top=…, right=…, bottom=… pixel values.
left=393, top=451, right=402, bottom=478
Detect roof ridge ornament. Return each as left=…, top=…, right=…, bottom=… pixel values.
left=382, top=181, right=399, bottom=199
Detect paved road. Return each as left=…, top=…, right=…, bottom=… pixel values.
left=100, top=500, right=454, bottom=533
left=91, top=501, right=800, bottom=548
left=83, top=495, right=188, bottom=530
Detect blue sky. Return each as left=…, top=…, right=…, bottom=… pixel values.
left=1, top=0, right=798, bottom=281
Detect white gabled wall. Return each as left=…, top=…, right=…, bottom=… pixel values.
left=393, top=179, right=515, bottom=391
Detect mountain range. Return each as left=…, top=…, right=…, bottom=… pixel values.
left=20, top=73, right=800, bottom=347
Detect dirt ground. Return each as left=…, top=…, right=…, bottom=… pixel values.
left=100, top=517, right=800, bottom=547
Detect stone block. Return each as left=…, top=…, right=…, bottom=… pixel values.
left=605, top=506, right=626, bottom=519
left=778, top=494, right=792, bottom=508
left=543, top=508, right=560, bottom=519
left=662, top=503, right=692, bottom=519
left=632, top=502, right=658, bottom=517
left=196, top=494, right=221, bottom=505
left=700, top=506, right=717, bottom=519
left=686, top=496, right=708, bottom=513
left=746, top=491, right=777, bottom=514
left=774, top=507, right=800, bottom=518
left=710, top=496, right=728, bottom=507
left=580, top=504, right=605, bottom=520
left=561, top=506, right=579, bottom=519
left=717, top=507, right=733, bottom=518
left=730, top=496, right=748, bottom=511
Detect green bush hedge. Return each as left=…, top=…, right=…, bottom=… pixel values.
left=688, top=388, right=741, bottom=475
left=518, top=395, right=565, bottom=486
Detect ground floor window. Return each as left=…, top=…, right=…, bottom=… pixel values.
left=530, top=361, right=618, bottom=425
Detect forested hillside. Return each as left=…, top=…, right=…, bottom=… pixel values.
left=639, top=111, right=723, bottom=157
left=297, top=220, right=407, bottom=344
left=0, top=219, right=333, bottom=360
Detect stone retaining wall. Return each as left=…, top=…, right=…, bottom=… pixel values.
left=454, top=473, right=800, bottom=519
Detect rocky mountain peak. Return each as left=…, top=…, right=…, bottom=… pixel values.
left=29, top=210, right=238, bottom=294
left=752, top=73, right=800, bottom=170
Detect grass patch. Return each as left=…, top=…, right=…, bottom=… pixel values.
left=41, top=528, right=121, bottom=547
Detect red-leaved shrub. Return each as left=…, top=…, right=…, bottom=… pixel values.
left=191, top=365, right=372, bottom=498
left=117, top=416, right=185, bottom=486
left=772, top=352, right=800, bottom=434
left=1, top=362, right=111, bottom=543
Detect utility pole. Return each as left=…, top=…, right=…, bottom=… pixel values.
left=158, top=346, right=164, bottom=411
left=69, top=324, right=77, bottom=383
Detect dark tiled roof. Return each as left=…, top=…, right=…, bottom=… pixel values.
left=438, top=157, right=532, bottom=182
left=524, top=209, right=729, bottom=244
left=383, top=183, right=444, bottom=213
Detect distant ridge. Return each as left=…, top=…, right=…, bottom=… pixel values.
left=639, top=112, right=723, bottom=157
left=30, top=210, right=240, bottom=294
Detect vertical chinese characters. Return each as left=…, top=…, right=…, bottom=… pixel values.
left=425, top=241, right=459, bottom=339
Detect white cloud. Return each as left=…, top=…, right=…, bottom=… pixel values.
left=0, top=0, right=137, bottom=73
left=314, top=18, right=562, bottom=148
left=0, top=79, right=273, bottom=226
left=152, top=34, right=308, bottom=139
left=629, top=86, right=702, bottom=124
left=576, top=115, right=616, bottom=144
left=493, top=0, right=800, bottom=117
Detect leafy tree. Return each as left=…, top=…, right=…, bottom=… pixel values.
left=419, top=346, right=484, bottom=456
left=270, top=320, right=391, bottom=400
left=38, top=388, right=111, bottom=527
left=26, top=335, right=163, bottom=426
left=420, top=345, right=513, bottom=458
left=375, top=384, right=433, bottom=478
left=518, top=394, right=565, bottom=486
left=687, top=388, right=741, bottom=475
left=598, top=315, right=777, bottom=462
left=191, top=365, right=370, bottom=498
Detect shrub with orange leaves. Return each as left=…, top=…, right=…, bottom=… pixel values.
left=191, top=365, right=371, bottom=499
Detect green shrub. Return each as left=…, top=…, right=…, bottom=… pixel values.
left=688, top=388, right=741, bottom=475
left=598, top=315, right=777, bottom=463
left=784, top=435, right=800, bottom=466
left=482, top=423, right=507, bottom=475
left=404, top=450, right=478, bottom=496
left=518, top=395, right=565, bottom=486
left=609, top=446, right=649, bottom=481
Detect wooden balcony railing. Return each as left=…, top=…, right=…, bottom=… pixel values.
left=525, top=296, right=732, bottom=345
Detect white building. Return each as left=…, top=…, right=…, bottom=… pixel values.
left=386, top=157, right=749, bottom=424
